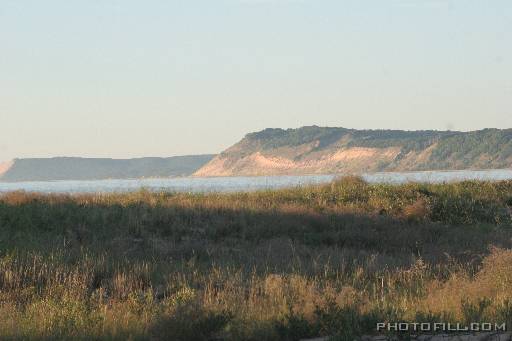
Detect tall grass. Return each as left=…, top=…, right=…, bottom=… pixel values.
left=1, top=178, right=512, bottom=340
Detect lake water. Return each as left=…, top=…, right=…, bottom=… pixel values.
left=1, top=169, right=512, bottom=194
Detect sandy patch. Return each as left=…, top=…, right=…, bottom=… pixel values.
left=194, top=147, right=403, bottom=177
left=248, top=152, right=296, bottom=169
left=193, top=157, right=234, bottom=177
left=0, top=160, right=14, bottom=177
left=331, top=147, right=400, bottom=162
left=396, top=143, right=437, bottom=170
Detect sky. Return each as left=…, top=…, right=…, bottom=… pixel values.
left=1, top=0, right=511, bottom=161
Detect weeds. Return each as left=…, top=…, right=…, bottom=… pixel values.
left=1, top=178, right=512, bottom=340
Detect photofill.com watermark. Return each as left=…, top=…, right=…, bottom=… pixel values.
left=377, top=322, right=507, bottom=333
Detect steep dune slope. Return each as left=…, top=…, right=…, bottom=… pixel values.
left=0, top=160, right=14, bottom=178
left=195, top=127, right=512, bottom=176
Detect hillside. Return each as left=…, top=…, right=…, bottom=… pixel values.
left=0, top=160, right=14, bottom=178
left=0, top=155, right=215, bottom=182
left=195, top=126, right=512, bottom=176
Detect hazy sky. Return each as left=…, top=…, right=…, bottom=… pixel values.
left=1, top=0, right=511, bottom=161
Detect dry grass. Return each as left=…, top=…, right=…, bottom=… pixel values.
left=0, top=178, right=512, bottom=340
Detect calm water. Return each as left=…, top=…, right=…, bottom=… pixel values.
left=1, top=169, right=512, bottom=194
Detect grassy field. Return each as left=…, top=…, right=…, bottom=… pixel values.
left=1, top=177, right=512, bottom=340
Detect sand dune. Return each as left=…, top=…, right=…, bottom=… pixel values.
left=194, top=127, right=512, bottom=177
left=0, top=160, right=13, bottom=178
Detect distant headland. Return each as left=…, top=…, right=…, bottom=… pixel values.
left=195, top=126, right=512, bottom=176
left=0, top=155, right=214, bottom=182
left=3, top=127, right=512, bottom=182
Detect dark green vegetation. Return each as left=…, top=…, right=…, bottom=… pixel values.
left=1, top=178, right=512, bottom=340
left=0, top=155, right=215, bottom=182
left=243, top=126, right=452, bottom=151
left=244, top=127, right=512, bottom=164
